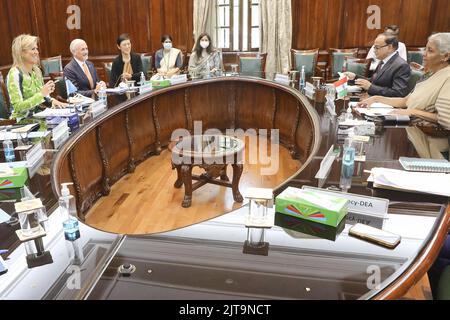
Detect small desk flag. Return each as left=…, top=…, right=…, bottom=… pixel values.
left=65, top=78, right=78, bottom=96
left=333, top=76, right=348, bottom=99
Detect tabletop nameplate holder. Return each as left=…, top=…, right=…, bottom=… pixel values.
left=302, top=186, right=389, bottom=229
left=139, top=81, right=153, bottom=95
left=315, top=145, right=340, bottom=188
left=170, top=74, right=188, bottom=85
left=90, top=101, right=107, bottom=119
left=25, top=142, right=46, bottom=178
left=274, top=74, right=290, bottom=86
left=51, top=120, right=70, bottom=150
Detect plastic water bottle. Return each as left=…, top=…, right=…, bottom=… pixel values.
left=98, top=86, right=107, bottom=107
left=59, top=183, right=80, bottom=241
left=345, top=105, right=354, bottom=120
left=3, top=139, right=15, bottom=162
left=340, top=138, right=355, bottom=192
left=140, top=72, right=146, bottom=86
left=299, top=66, right=306, bottom=93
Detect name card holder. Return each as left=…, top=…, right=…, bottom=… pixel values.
left=139, top=81, right=153, bottom=95
left=170, top=74, right=188, bottom=85
left=315, top=145, right=339, bottom=188
left=90, top=101, right=107, bottom=119
left=51, top=120, right=70, bottom=149
left=304, top=82, right=315, bottom=100
left=274, top=74, right=290, bottom=86
left=302, top=186, right=389, bottom=229
left=325, top=96, right=337, bottom=116
left=25, top=142, right=46, bottom=178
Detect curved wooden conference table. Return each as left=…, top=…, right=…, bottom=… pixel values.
left=1, top=76, right=448, bottom=300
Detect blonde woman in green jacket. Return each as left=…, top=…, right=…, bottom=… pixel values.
left=6, top=34, right=65, bottom=121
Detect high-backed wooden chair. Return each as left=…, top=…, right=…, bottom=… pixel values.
left=345, top=57, right=371, bottom=78
left=103, top=62, right=113, bottom=84
left=407, top=47, right=425, bottom=65
left=41, top=55, right=63, bottom=78
left=237, top=52, right=267, bottom=78
left=327, top=48, right=359, bottom=81
left=140, top=53, right=153, bottom=78
left=0, top=73, right=11, bottom=119
left=291, top=49, right=320, bottom=79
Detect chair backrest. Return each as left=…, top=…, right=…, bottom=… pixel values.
left=329, top=48, right=358, bottom=78
left=237, top=52, right=267, bottom=78
left=140, top=54, right=153, bottom=78
left=346, top=58, right=371, bottom=78
left=407, top=68, right=425, bottom=93
left=0, top=73, right=11, bottom=119
left=41, top=55, right=63, bottom=77
left=407, top=47, right=425, bottom=65
left=103, top=62, right=112, bottom=84
left=291, top=49, right=319, bottom=78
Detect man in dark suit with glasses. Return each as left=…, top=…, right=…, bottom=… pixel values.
left=345, top=33, right=411, bottom=97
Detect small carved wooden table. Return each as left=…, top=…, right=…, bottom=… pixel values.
left=169, top=135, right=245, bottom=208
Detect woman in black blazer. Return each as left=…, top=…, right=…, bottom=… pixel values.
left=110, top=34, right=143, bottom=87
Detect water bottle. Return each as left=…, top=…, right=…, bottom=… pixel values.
left=59, top=183, right=80, bottom=241
left=140, top=72, right=146, bottom=86
left=345, top=105, right=354, bottom=121
left=340, top=138, right=355, bottom=192
left=98, top=86, right=107, bottom=107
left=3, top=139, right=15, bottom=162
left=299, top=66, right=306, bottom=93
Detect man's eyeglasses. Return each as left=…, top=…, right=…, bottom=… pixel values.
left=374, top=44, right=389, bottom=50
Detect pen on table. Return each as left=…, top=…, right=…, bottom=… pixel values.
left=0, top=250, right=8, bottom=255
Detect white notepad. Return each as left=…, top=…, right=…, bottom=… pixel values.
left=370, top=167, right=450, bottom=197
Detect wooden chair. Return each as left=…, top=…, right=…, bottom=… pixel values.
left=327, top=48, right=359, bottom=81
left=140, top=53, right=153, bottom=79
left=103, top=62, right=113, bottom=84
left=345, top=57, right=371, bottom=78
left=407, top=47, right=425, bottom=65
left=41, top=55, right=63, bottom=78
left=237, top=52, right=267, bottom=78
left=291, top=48, right=321, bottom=79
left=0, top=73, right=11, bottom=119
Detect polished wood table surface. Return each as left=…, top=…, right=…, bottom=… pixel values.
left=1, top=76, right=449, bottom=300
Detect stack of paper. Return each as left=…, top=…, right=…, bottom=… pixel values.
left=369, top=167, right=450, bottom=197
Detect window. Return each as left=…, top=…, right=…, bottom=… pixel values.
left=217, top=0, right=260, bottom=52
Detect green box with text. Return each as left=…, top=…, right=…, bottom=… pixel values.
left=275, top=187, right=348, bottom=227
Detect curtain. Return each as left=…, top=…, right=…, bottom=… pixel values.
left=193, top=0, right=217, bottom=49
left=260, top=0, right=292, bottom=77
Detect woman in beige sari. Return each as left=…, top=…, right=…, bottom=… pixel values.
left=359, top=33, right=450, bottom=159
left=153, top=34, right=183, bottom=79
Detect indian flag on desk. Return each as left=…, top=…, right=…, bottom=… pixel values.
left=333, top=76, right=348, bottom=99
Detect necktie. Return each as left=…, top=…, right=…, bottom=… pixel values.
left=82, top=63, right=94, bottom=89
left=372, top=61, right=384, bottom=80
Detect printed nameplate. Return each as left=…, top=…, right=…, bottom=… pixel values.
left=302, top=186, right=389, bottom=217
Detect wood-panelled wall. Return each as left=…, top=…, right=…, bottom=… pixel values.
left=292, top=0, right=449, bottom=49
left=0, top=0, right=194, bottom=66
left=0, top=0, right=449, bottom=66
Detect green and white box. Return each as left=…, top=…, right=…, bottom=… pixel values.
left=275, top=187, right=348, bottom=227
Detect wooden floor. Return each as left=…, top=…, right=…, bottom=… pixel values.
left=86, top=137, right=301, bottom=235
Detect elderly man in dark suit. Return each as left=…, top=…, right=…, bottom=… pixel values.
left=346, top=33, right=411, bottom=97
left=63, top=39, right=106, bottom=97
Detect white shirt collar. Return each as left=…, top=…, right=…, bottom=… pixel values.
left=74, top=57, right=87, bottom=69
left=382, top=51, right=397, bottom=66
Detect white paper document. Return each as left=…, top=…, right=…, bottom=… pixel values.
left=33, top=108, right=75, bottom=118
left=370, top=167, right=450, bottom=197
